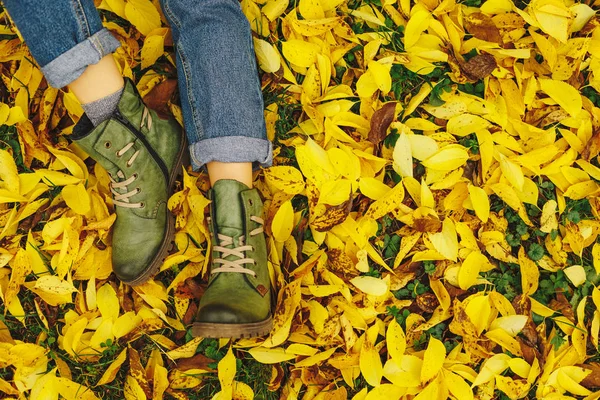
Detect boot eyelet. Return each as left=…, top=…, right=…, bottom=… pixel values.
left=104, top=141, right=112, bottom=149
left=249, top=199, right=254, bottom=206
left=133, top=173, right=138, bottom=180
left=115, top=151, right=122, bottom=158
left=140, top=202, right=146, bottom=208
left=136, top=187, right=141, bottom=194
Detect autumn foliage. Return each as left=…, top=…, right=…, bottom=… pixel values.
left=2, top=0, right=600, bottom=399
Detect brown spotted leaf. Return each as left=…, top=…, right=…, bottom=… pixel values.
left=461, top=53, right=497, bottom=81
left=465, top=13, right=502, bottom=44
left=312, top=199, right=352, bottom=232
left=368, top=102, right=397, bottom=145
left=579, top=363, right=600, bottom=388
left=416, top=292, right=439, bottom=314
left=128, top=347, right=152, bottom=398
left=143, top=79, right=178, bottom=119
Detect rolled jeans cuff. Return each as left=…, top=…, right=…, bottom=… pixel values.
left=189, top=136, right=273, bottom=171
left=41, top=29, right=120, bottom=88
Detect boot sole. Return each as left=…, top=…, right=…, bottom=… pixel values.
left=191, top=316, right=273, bottom=339
left=122, top=134, right=188, bottom=286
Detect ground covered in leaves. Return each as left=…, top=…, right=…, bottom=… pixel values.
left=1, top=0, right=600, bottom=399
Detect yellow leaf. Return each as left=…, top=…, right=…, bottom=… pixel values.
left=404, top=9, right=431, bottom=49
left=564, top=180, right=600, bottom=200
left=447, top=114, right=491, bottom=137
left=162, top=337, right=202, bottom=361
left=364, top=182, right=405, bottom=220
left=458, top=251, right=487, bottom=290
left=350, top=276, right=387, bottom=296
left=445, top=371, right=473, bottom=400
left=0, top=148, right=20, bottom=193
left=532, top=2, right=570, bottom=43
left=540, top=199, right=558, bottom=233
left=124, top=374, right=146, bottom=400
left=253, top=38, right=280, bottom=73
left=105, top=0, right=127, bottom=19
left=489, top=315, right=528, bottom=337
left=500, top=155, right=525, bottom=191
left=36, top=169, right=81, bottom=186
left=407, top=134, right=438, bottom=161
left=299, top=0, right=324, bottom=19
left=429, top=218, right=458, bottom=261
left=359, top=178, right=390, bottom=200
left=420, top=336, right=445, bottom=384
left=55, top=376, right=99, bottom=400
left=26, top=275, right=77, bottom=306
left=539, top=79, right=582, bottom=118
left=0, top=103, right=9, bottom=125
left=465, top=295, right=492, bottom=336
left=383, top=355, right=422, bottom=388
left=593, top=242, right=600, bottom=275
left=271, top=200, right=294, bottom=242
left=6, top=105, right=26, bottom=125
left=392, top=132, right=413, bottom=178
left=360, top=327, right=382, bottom=387
left=96, top=348, right=127, bottom=386
left=518, top=247, right=539, bottom=296
left=571, top=3, right=595, bottom=32
left=490, top=183, right=522, bottom=212
left=248, top=347, right=296, bottom=364
left=124, top=0, right=161, bottom=36
left=141, top=32, right=166, bottom=70
left=62, top=91, right=84, bottom=119
left=97, top=283, right=120, bottom=321
left=480, top=0, right=513, bottom=14
left=319, top=179, right=351, bottom=206
left=564, top=265, right=586, bottom=287
left=293, top=347, right=336, bottom=367
left=153, top=364, right=169, bottom=400
left=218, top=346, right=236, bottom=398
left=468, top=184, right=490, bottom=223
left=420, top=179, right=434, bottom=209
left=356, top=70, right=378, bottom=98
left=364, top=384, right=404, bottom=400
left=232, top=381, right=254, bottom=400
left=262, top=0, right=289, bottom=21
left=386, top=319, right=406, bottom=363
left=421, top=145, right=469, bottom=171
left=368, top=61, right=391, bottom=94
left=281, top=40, right=320, bottom=68
left=113, top=312, right=142, bottom=339
left=47, top=147, right=87, bottom=180
left=62, top=318, right=88, bottom=357
left=62, top=183, right=91, bottom=215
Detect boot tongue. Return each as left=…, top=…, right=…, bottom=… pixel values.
left=212, top=179, right=250, bottom=242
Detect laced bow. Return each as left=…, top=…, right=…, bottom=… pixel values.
left=211, top=216, right=264, bottom=277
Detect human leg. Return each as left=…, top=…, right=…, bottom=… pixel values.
left=2, top=0, right=121, bottom=93
left=161, top=0, right=273, bottom=337
left=3, top=0, right=185, bottom=285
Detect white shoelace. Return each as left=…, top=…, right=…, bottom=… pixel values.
left=108, top=108, right=152, bottom=209
left=211, top=216, right=264, bottom=276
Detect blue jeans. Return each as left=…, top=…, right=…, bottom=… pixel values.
left=2, top=0, right=272, bottom=170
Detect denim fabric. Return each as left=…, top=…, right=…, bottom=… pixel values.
left=2, top=0, right=120, bottom=88
left=2, top=0, right=272, bottom=170
left=161, top=0, right=271, bottom=170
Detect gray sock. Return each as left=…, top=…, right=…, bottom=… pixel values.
left=81, top=86, right=124, bottom=126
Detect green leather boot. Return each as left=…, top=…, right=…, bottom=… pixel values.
left=191, top=179, right=272, bottom=338
left=71, top=79, right=186, bottom=285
